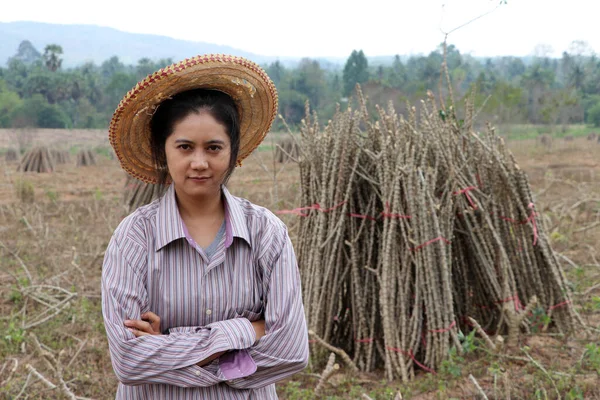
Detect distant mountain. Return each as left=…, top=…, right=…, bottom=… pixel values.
left=0, top=21, right=293, bottom=68
left=0, top=21, right=428, bottom=71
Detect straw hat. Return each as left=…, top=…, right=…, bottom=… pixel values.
left=109, top=54, right=278, bottom=184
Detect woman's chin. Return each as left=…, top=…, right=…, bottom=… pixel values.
left=177, top=180, right=219, bottom=198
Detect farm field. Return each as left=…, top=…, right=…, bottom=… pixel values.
left=0, top=128, right=599, bottom=399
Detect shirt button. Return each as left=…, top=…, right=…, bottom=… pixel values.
left=206, top=309, right=212, bottom=315
left=195, top=370, right=201, bottom=376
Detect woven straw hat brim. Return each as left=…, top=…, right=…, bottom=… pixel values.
left=109, top=54, right=278, bottom=184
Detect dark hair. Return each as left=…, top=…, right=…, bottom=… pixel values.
left=149, top=89, right=240, bottom=186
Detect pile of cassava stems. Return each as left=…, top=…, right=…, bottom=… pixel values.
left=295, top=90, right=583, bottom=382
left=123, top=175, right=165, bottom=213
left=17, top=147, right=55, bottom=173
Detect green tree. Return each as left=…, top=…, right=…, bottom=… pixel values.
left=521, top=64, right=555, bottom=123
left=293, top=58, right=326, bottom=108
left=474, top=80, right=524, bottom=124
left=0, top=80, right=23, bottom=127
left=105, top=72, right=138, bottom=110
left=101, top=56, right=126, bottom=81
left=405, top=54, right=441, bottom=92
left=343, top=50, right=369, bottom=96
left=43, top=44, right=63, bottom=72
left=330, top=73, right=342, bottom=99
left=266, top=61, right=287, bottom=88
left=387, top=55, right=407, bottom=88
left=37, top=103, right=71, bottom=128
left=73, top=98, right=104, bottom=128
left=278, top=89, right=308, bottom=125
left=504, top=57, right=526, bottom=80
left=439, top=43, right=462, bottom=70
left=4, top=58, right=29, bottom=95
left=78, top=62, right=104, bottom=106
left=586, top=101, right=600, bottom=127
left=136, top=58, right=156, bottom=79
left=10, top=94, right=70, bottom=128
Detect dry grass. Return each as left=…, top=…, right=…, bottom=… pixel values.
left=0, top=129, right=599, bottom=399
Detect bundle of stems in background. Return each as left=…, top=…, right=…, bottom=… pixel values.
left=123, top=175, right=165, bottom=213
left=294, top=88, right=583, bottom=382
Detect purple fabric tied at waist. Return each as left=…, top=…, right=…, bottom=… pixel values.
left=219, top=349, right=257, bottom=380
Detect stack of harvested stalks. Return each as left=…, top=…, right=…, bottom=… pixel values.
left=17, top=147, right=54, bottom=173
left=5, top=149, right=18, bottom=162
left=123, top=175, right=165, bottom=213
left=76, top=149, right=96, bottom=166
left=275, top=137, right=300, bottom=163
left=51, top=149, right=71, bottom=165
left=294, top=90, right=583, bottom=382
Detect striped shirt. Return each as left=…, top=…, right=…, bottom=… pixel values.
left=101, top=184, right=309, bottom=399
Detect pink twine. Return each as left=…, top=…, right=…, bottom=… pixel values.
left=548, top=300, right=571, bottom=311
left=453, top=186, right=478, bottom=210
left=411, top=236, right=451, bottom=252
left=428, top=320, right=456, bottom=333
left=347, top=213, right=377, bottom=221
left=529, top=203, right=538, bottom=246
left=281, top=200, right=411, bottom=220
left=355, top=338, right=374, bottom=343
left=495, top=294, right=523, bottom=312
left=500, top=203, right=538, bottom=246
left=386, top=347, right=436, bottom=374
left=380, top=202, right=413, bottom=219
left=277, top=201, right=347, bottom=217
left=276, top=209, right=310, bottom=217
left=476, top=293, right=523, bottom=312
left=476, top=174, right=483, bottom=190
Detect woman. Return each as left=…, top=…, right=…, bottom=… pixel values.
left=102, top=55, right=308, bottom=399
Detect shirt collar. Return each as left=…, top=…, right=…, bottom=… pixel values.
left=155, top=184, right=186, bottom=251
left=221, top=186, right=251, bottom=248
left=154, top=184, right=251, bottom=251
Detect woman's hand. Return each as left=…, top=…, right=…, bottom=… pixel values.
left=124, top=311, right=162, bottom=337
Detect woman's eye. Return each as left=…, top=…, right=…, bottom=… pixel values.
left=207, top=145, right=222, bottom=152
left=178, top=144, right=191, bottom=150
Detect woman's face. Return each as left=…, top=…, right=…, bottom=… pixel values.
left=164, top=111, right=231, bottom=200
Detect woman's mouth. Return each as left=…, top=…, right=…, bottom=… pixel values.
left=189, top=176, right=210, bottom=182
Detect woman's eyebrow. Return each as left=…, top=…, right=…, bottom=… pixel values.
left=174, top=138, right=194, bottom=144
left=205, top=139, right=226, bottom=145
left=173, top=138, right=226, bottom=145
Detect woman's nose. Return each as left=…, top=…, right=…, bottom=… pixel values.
left=190, top=151, right=208, bottom=169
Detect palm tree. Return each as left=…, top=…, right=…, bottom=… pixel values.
left=43, top=44, right=63, bottom=72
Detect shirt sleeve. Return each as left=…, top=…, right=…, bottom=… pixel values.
left=224, top=223, right=309, bottom=389
left=101, top=233, right=257, bottom=388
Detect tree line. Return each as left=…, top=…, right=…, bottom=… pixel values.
left=1, top=40, right=600, bottom=131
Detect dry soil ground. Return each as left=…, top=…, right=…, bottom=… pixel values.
left=0, top=129, right=599, bottom=399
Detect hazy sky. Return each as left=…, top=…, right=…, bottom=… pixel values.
left=1, top=0, right=597, bottom=58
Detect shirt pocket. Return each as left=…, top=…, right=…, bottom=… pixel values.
left=225, top=247, right=264, bottom=321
